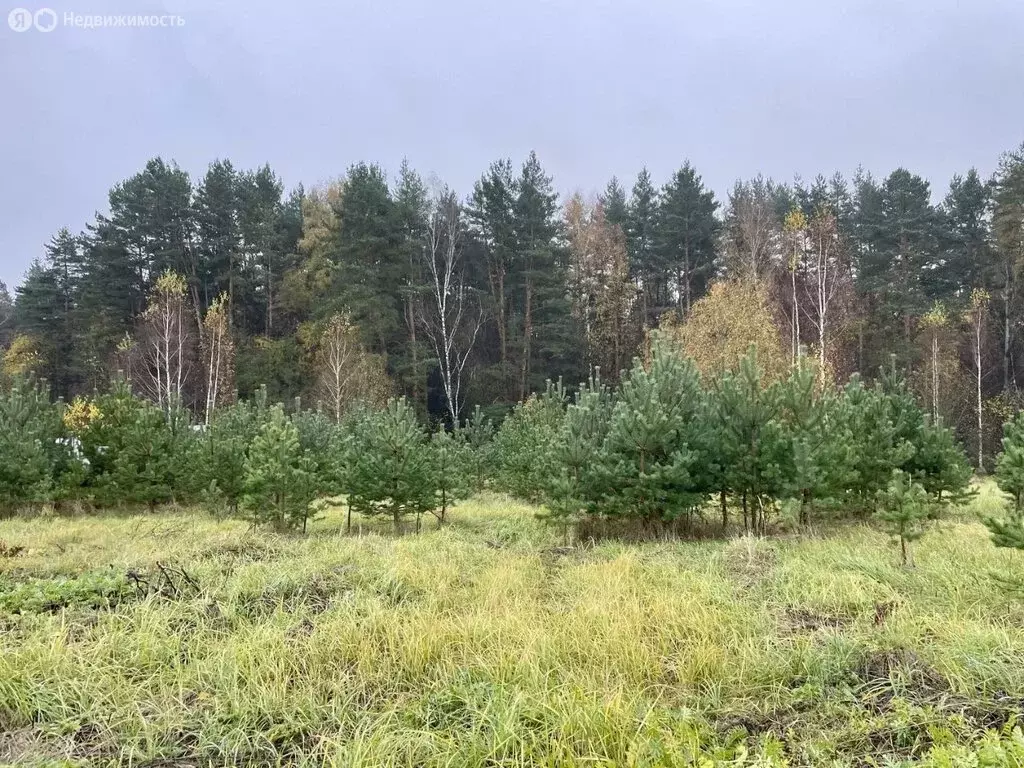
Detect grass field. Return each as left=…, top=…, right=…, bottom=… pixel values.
left=1, top=485, right=1024, bottom=767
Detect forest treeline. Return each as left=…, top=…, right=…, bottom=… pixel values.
left=2, top=145, right=1024, bottom=463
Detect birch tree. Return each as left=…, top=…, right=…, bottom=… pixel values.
left=919, top=302, right=949, bottom=421
left=967, top=288, right=990, bottom=472
left=139, top=270, right=194, bottom=415
left=727, top=177, right=779, bottom=281
left=316, top=312, right=389, bottom=422
left=801, top=209, right=848, bottom=374
left=421, top=189, right=482, bottom=424
left=202, top=293, right=234, bottom=424
left=783, top=207, right=807, bottom=364
left=566, top=194, right=637, bottom=380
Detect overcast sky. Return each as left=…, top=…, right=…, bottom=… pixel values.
left=2, top=0, right=1023, bottom=290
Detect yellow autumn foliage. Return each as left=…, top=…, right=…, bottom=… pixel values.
left=2, top=334, right=42, bottom=379
left=63, top=396, right=102, bottom=434
left=659, top=279, right=789, bottom=384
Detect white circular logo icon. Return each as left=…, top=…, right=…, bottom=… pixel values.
left=34, top=8, right=57, bottom=31
left=8, top=7, right=34, bottom=31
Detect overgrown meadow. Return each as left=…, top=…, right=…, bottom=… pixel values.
left=1, top=492, right=1023, bottom=767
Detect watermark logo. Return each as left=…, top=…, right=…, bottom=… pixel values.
left=8, top=7, right=33, bottom=31
left=34, top=8, right=57, bottom=31
left=8, top=8, right=184, bottom=31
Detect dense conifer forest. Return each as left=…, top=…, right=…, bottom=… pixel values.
left=2, top=145, right=1023, bottom=469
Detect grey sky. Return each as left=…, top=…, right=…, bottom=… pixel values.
left=2, top=0, right=1023, bottom=291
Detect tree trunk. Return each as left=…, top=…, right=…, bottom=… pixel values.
left=977, top=320, right=984, bottom=473
left=520, top=275, right=533, bottom=402
left=858, top=323, right=864, bottom=374
left=791, top=267, right=800, bottom=364
left=1004, top=278, right=1011, bottom=391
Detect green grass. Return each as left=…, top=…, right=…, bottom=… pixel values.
left=1, top=491, right=1024, bottom=767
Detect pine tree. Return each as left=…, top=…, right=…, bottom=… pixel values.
left=109, top=403, right=201, bottom=511
left=236, top=165, right=287, bottom=335
left=0, top=281, right=13, bottom=349
left=544, top=371, right=615, bottom=533
left=875, top=470, right=933, bottom=566
left=79, top=379, right=201, bottom=510
left=991, top=144, right=1024, bottom=392
left=392, top=159, right=431, bottom=405
left=194, top=160, right=242, bottom=317
left=467, top=158, right=518, bottom=392
left=779, top=362, right=852, bottom=526
left=347, top=398, right=435, bottom=533
left=601, top=346, right=707, bottom=528
left=513, top=152, right=574, bottom=399
left=429, top=425, right=474, bottom=526
left=655, top=162, right=720, bottom=316
left=462, top=404, right=495, bottom=488
left=855, top=169, right=940, bottom=360
left=599, top=176, right=628, bottom=232
left=625, top=168, right=661, bottom=326
left=291, top=405, right=345, bottom=499
left=937, top=169, right=991, bottom=298
left=331, top=163, right=402, bottom=357
left=836, top=373, right=915, bottom=508
left=202, top=392, right=267, bottom=515
left=906, top=416, right=973, bottom=507
left=14, top=229, right=84, bottom=397
left=712, top=349, right=790, bottom=534
left=241, top=405, right=318, bottom=532
left=0, top=376, right=71, bottom=514
left=490, top=380, right=566, bottom=502
left=988, top=411, right=1024, bottom=550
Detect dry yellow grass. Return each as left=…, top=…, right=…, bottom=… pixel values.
left=1, top=490, right=1023, bottom=766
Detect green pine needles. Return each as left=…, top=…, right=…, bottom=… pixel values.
left=493, top=345, right=973, bottom=547
left=988, top=411, right=1024, bottom=550
left=875, top=470, right=935, bottom=567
